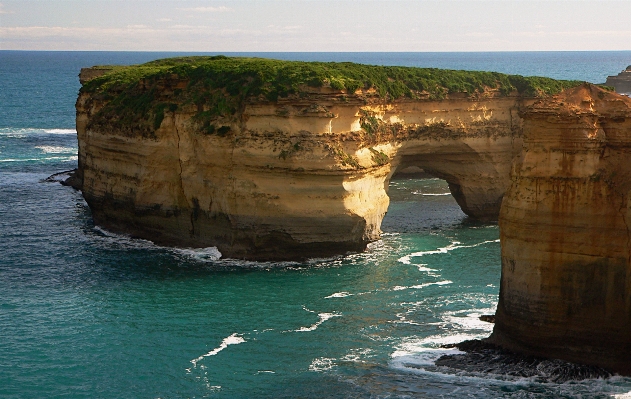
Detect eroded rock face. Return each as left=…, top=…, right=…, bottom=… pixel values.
left=491, top=84, right=631, bottom=374
left=77, top=80, right=528, bottom=259
left=605, top=65, right=631, bottom=94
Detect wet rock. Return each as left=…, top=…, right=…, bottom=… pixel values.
left=436, top=339, right=612, bottom=383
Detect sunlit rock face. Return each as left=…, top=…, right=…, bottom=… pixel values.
left=491, top=84, right=631, bottom=374
left=76, top=72, right=529, bottom=260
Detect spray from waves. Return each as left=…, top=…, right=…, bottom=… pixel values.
left=190, top=333, right=246, bottom=368
left=398, top=239, right=500, bottom=265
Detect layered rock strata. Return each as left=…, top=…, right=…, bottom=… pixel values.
left=491, top=84, right=631, bottom=374
left=606, top=65, right=631, bottom=94
left=75, top=60, right=547, bottom=260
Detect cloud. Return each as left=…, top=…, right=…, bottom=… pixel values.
left=156, top=18, right=172, bottom=22
left=178, top=6, right=231, bottom=12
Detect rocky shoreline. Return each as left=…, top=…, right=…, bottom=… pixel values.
left=436, top=340, right=613, bottom=383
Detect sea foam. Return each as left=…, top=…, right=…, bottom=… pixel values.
left=190, top=333, right=246, bottom=367
left=398, top=239, right=500, bottom=265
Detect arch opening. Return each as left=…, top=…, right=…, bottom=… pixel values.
left=381, top=167, right=467, bottom=234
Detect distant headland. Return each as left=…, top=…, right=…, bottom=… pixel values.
left=606, top=65, right=631, bottom=94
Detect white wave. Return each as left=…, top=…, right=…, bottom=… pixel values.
left=398, top=239, right=500, bottom=265
left=173, top=247, right=222, bottom=262
left=0, top=155, right=77, bottom=163
left=340, top=348, right=374, bottom=363
left=44, top=129, right=76, bottom=134
left=0, top=127, right=76, bottom=136
left=443, top=308, right=496, bottom=332
left=614, top=392, right=631, bottom=398
left=295, top=312, right=341, bottom=332
left=256, top=370, right=275, bottom=374
left=309, top=357, right=335, bottom=372
left=0, top=158, right=35, bottom=162
left=412, top=191, right=451, bottom=196
left=391, top=348, right=465, bottom=368
left=35, top=145, right=75, bottom=154
left=391, top=280, right=452, bottom=291
left=93, top=226, right=157, bottom=249
left=391, top=332, right=485, bottom=360
left=324, top=292, right=353, bottom=299
left=92, top=226, right=225, bottom=261
left=190, top=333, right=245, bottom=367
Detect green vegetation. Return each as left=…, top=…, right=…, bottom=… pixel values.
left=82, top=56, right=584, bottom=137
left=369, top=148, right=390, bottom=166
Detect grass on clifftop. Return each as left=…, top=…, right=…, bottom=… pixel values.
left=82, top=56, right=583, bottom=137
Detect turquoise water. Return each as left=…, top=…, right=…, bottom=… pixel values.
left=2, top=51, right=631, bottom=398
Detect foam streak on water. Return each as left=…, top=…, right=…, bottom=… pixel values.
left=190, top=334, right=246, bottom=367
left=398, top=239, right=501, bottom=265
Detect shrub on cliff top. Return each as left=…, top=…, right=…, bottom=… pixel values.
left=81, top=56, right=583, bottom=137
left=83, top=55, right=582, bottom=100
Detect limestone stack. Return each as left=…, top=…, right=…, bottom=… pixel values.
left=75, top=58, right=569, bottom=260
left=605, top=65, right=631, bottom=94
left=491, top=84, right=631, bottom=374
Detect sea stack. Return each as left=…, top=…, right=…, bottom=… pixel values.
left=491, top=84, right=631, bottom=374
left=605, top=65, right=631, bottom=94
left=74, top=57, right=579, bottom=260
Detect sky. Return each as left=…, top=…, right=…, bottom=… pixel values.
left=1, top=0, right=630, bottom=52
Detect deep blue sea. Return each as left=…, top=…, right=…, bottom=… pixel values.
left=2, top=51, right=631, bottom=399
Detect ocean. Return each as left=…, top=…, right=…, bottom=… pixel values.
left=2, top=51, right=631, bottom=398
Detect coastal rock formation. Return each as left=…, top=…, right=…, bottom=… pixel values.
left=605, top=65, right=631, bottom=94
left=491, top=84, right=631, bottom=374
left=75, top=57, right=578, bottom=260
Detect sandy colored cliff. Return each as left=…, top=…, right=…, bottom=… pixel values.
left=491, top=84, right=631, bottom=374
left=75, top=57, right=578, bottom=260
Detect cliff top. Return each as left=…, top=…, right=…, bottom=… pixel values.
left=80, top=56, right=584, bottom=138
left=528, top=83, right=631, bottom=117
left=81, top=56, right=583, bottom=101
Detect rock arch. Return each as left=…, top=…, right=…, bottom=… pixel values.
left=77, top=89, right=528, bottom=260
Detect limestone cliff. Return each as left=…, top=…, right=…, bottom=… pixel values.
left=491, top=84, right=631, bottom=374
left=605, top=65, right=631, bottom=94
left=75, top=57, right=578, bottom=260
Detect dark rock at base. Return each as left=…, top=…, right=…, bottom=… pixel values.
left=605, top=65, right=631, bottom=94
left=479, top=314, right=495, bottom=323
left=43, top=169, right=83, bottom=190
left=436, top=340, right=612, bottom=383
